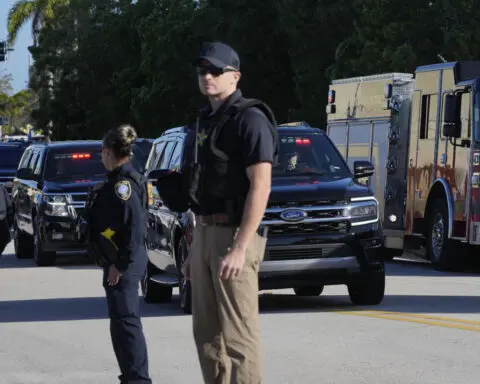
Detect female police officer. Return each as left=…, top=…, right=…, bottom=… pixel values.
left=87, top=124, right=152, bottom=384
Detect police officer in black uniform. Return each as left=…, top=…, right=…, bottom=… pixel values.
left=83, top=124, right=152, bottom=384
left=0, top=184, right=13, bottom=256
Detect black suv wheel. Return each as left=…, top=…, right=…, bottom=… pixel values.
left=13, top=219, right=33, bottom=259
left=177, top=236, right=192, bottom=314
left=33, top=218, right=56, bottom=266
left=141, top=262, right=173, bottom=303
left=348, top=263, right=385, bottom=305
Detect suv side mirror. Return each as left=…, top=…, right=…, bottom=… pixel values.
left=16, top=167, right=34, bottom=180
left=353, top=161, right=374, bottom=179
left=443, top=94, right=462, bottom=138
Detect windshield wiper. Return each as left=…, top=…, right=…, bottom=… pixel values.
left=46, top=174, right=99, bottom=181
left=297, top=170, right=326, bottom=176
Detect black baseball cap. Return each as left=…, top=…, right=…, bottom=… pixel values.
left=193, top=42, right=240, bottom=71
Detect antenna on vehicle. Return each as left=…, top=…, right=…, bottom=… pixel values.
left=437, top=54, right=448, bottom=63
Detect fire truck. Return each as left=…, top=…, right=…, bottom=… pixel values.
left=326, top=61, right=480, bottom=270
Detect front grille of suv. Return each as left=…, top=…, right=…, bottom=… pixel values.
left=66, top=193, right=88, bottom=218
left=261, top=201, right=350, bottom=236
left=268, top=221, right=349, bottom=235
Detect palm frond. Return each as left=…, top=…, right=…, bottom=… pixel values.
left=7, top=0, right=37, bottom=45
left=39, top=0, right=70, bottom=21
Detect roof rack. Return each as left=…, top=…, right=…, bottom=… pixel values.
left=161, top=126, right=187, bottom=136
left=278, top=121, right=310, bottom=127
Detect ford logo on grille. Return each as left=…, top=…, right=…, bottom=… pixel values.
left=279, top=208, right=307, bottom=222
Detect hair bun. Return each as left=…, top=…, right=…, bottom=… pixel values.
left=103, top=124, right=138, bottom=159
left=125, top=126, right=137, bottom=146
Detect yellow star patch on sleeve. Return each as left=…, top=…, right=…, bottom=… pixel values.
left=114, top=180, right=132, bottom=201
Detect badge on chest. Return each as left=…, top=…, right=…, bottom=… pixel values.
left=115, top=180, right=132, bottom=200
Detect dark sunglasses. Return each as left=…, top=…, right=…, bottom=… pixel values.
left=196, top=66, right=237, bottom=77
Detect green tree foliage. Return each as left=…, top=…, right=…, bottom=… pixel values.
left=0, top=72, right=36, bottom=134
left=7, top=0, right=70, bottom=46
left=18, top=0, right=480, bottom=140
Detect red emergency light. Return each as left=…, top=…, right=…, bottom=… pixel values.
left=295, top=138, right=311, bottom=145
left=72, top=153, right=91, bottom=159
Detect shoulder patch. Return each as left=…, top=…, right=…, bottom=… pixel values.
left=114, top=180, right=132, bottom=201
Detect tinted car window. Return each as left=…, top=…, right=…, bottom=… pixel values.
left=168, top=140, right=184, bottom=170
left=131, top=144, right=148, bottom=173
left=135, top=141, right=153, bottom=157
left=146, top=141, right=165, bottom=173
left=273, top=132, right=350, bottom=177
left=44, top=147, right=106, bottom=179
left=0, top=145, right=27, bottom=168
left=158, top=141, right=176, bottom=169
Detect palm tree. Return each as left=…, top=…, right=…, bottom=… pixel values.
left=7, top=0, right=69, bottom=47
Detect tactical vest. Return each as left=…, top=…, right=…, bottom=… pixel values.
left=184, top=97, right=279, bottom=220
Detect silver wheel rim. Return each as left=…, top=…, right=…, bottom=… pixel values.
left=431, top=214, right=444, bottom=260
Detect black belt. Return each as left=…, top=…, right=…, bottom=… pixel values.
left=196, top=213, right=268, bottom=237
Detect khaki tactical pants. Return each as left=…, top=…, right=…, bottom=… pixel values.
left=190, top=223, right=266, bottom=384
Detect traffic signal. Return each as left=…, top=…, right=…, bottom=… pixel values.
left=0, top=41, right=7, bottom=62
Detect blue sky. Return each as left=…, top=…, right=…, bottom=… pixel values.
left=0, top=0, right=33, bottom=94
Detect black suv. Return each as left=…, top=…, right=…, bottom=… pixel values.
left=143, top=123, right=385, bottom=313
left=141, top=127, right=194, bottom=313
left=12, top=141, right=107, bottom=266
left=0, top=142, right=28, bottom=194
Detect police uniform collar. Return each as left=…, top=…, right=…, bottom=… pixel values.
left=108, top=162, right=135, bottom=179
left=200, top=89, right=243, bottom=118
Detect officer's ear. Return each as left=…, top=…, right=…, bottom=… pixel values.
left=233, top=71, right=241, bottom=84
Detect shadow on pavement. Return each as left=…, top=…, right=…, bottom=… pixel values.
left=0, top=295, right=184, bottom=323
left=0, top=253, right=98, bottom=270
left=258, top=293, right=480, bottom=315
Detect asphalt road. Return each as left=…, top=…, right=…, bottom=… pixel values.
left=1, top=241, right=480, bottom=384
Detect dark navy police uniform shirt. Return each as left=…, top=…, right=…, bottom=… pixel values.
left=89, top=162, right=148, bottom=272
left=191, top=89, right=275, bottom=215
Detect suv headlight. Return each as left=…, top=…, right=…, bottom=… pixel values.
left=344, top=201, right=378, bottom=223
left=43, top=194, right=69, bottom=217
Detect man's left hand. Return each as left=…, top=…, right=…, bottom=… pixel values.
left=219, top=247, right=247, bottom=280
left=108, top=264, right=123, bottom=286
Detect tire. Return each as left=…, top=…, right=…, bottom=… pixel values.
left=177, top=237, right=192, bottom=314
left=13, top=219, right=33, bottom=259
left=294, top=286, right=324, bottom=296
left=33, top=219, right=56, bottom=266
left=426, top=198, right=457, bottom=271
left=141, top=263, right=173, bottom=303
left=348, top=263, right=385, bottom=306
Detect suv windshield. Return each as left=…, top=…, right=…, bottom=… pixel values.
left=0, top=145, right=27, bottom=168
left=273, top=132, right=350, bottom=177
left=44, top=147, right=106, bottom=179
